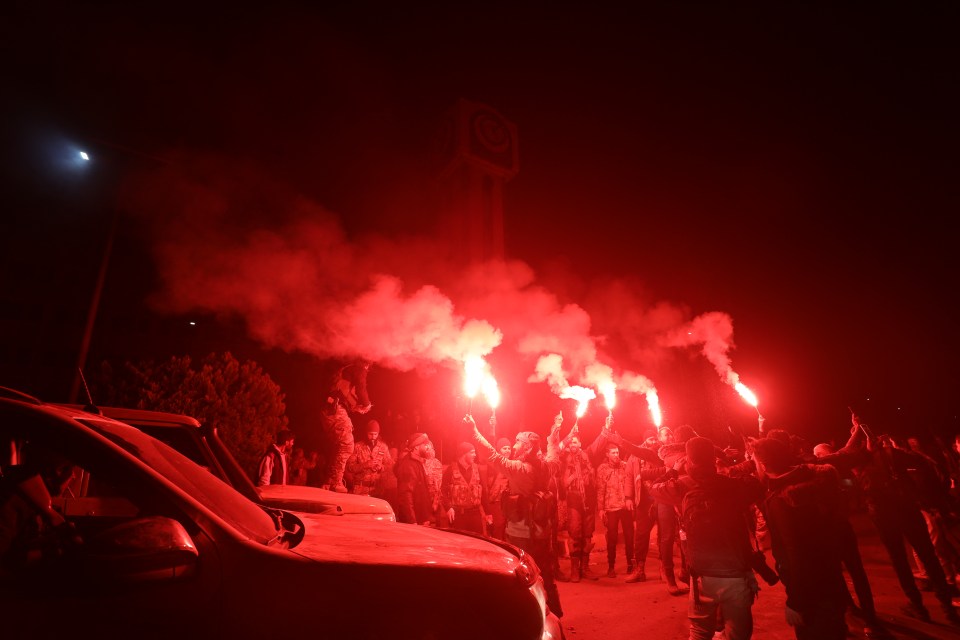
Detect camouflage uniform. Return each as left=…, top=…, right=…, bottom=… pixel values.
left=322, top=363, right=371, bottom=491
left=345, top=439, right=393, bottom=496
left=487, top=466, right=510, bottom=540
left=424, top=457, right=445, bottom=525
left=597, top=457, right=635, bottom=575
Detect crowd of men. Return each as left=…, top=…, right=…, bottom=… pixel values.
left=256, top=365, right=960, bottom=639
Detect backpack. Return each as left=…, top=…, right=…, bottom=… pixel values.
left=679, top=478, right=744, bottom=576
left=531, top=488, right=556, bottom=527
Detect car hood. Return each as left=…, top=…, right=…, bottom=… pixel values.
left=291, top=514, right=520, bottom=575
left=257, top=485, right=395, bottom=521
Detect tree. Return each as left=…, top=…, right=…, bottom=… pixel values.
left=92, top=352, right=288, bottom=477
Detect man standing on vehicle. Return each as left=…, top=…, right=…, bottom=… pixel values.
left=322, top=361, right=372, bottom=493
left=257, top=429, right=295, bottom=487
left=470, top=413, right=564, bottom=618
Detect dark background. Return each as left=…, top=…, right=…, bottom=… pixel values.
left=2, top=3, right=958, bottom=453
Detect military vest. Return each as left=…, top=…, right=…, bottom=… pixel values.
left=449, top=463, right=482, bottom=509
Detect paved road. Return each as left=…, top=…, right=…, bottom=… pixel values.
left=556, top=511, right=959, bottom=639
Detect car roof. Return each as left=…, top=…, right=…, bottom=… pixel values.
left=57, top=404, right=201, bottom=429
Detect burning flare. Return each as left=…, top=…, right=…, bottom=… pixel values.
left=734, top=381, right=758, bottom=408
left=463, top=355, right=486, bottom=399
left=482, top=374, right=500, bottom=410
left=645, top=389, right=663, bottom=427
left=598, top=380, right=617, bottom=412
left=560, top=385, right=596, bottom=418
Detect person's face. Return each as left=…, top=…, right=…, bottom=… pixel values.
left=607, top=447, right=620, bottom=464
left=812, top=444, right=832, bottom=458
left=907, top=438, right=921, bottom=452
left=568, top=437, right=581, bottom=454
left=658, top=429, right=673, bottom=445
left=283, top=439, right=295, bottom=455
left=461, top=449, right=476, bottom=465
left=420, top=442, right=435, bottom=459
left=499, top=444, right=512, bottom=458
left=367, top=431, right=379, bottom=444
left=643, top=436, right=657, bottom=448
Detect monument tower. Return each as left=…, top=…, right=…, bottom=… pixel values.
left=433, top=99, right=519, bottom=263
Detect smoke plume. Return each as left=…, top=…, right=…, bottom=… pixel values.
left=119, top=152, right=738, bottom=406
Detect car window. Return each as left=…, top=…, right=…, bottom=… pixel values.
left=76, top=418, right=279, bottom=543
left=134, top=424, right=211, bottom=468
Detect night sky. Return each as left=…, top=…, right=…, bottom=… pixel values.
left=3, top=4, right=958, bottom=450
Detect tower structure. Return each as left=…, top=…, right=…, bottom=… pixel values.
left=433, top=99, right=519, bottom=263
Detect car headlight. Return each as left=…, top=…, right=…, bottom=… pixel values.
left=514, top=549, right=550, bottom=628
left=513, top=548, right=541, bottom=588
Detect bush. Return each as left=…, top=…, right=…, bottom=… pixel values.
left=92, top=352, right=288, bottom=478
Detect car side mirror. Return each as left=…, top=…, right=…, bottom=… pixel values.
left=85, top=516, right=199, bottom=583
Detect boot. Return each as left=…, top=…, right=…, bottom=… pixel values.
left=580, top=553, right=600, bottom=581
left=555, top=560, right=570, bottom=583
left=626, top=561, right=635, bottom=575
left=607, top=563, right=616, bottom=578
left=661, top=565, right=688, bottom=596
left=570, top=557, right=581, bottom=583
left=625, top=560, right=646, bottom=583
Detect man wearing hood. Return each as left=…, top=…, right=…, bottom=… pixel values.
left=651, top=437, right=764, bottom=640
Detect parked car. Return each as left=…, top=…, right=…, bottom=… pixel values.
left=0, top=387, right=563, bottom=638
left=61, top=404, right=395, bottom=521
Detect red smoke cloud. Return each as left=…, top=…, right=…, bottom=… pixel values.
left=662, top=310, right=748, bottom=390
left=120, top=152, right=741, bottom=405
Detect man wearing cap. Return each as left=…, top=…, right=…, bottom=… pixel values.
left=442, top=442, right=490, bottom=536
left=557, top=426, right=608, bottom=582
left=395, top=432, right=435, bottom=525
left=345, top=419, right=393, bottom=497
left=468, top=413, right=564, bottom=618
left=486, top=437, right=513, bottom=540
left=651, top=436, right=765, bottom=639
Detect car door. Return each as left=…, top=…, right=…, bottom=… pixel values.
left=0, top=409, right=225, bottom=636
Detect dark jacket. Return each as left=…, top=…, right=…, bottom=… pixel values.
left=395, top=455, right=433, bottom=525
left=650, top=469, right=763, bottom=577
left=762, top=464, right=848, bottom=612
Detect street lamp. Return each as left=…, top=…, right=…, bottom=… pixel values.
left=66, top=141, right=169, bottom=403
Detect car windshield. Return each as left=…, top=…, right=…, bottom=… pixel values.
left=79, top=418, right=280, bottom=544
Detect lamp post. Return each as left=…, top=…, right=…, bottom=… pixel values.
left=65, top=141, right=169, bottom=403
left=68, top=207, right=118, bottom=403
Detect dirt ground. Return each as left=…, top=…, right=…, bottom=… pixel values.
left=556, top=511, right=960, bottom=639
